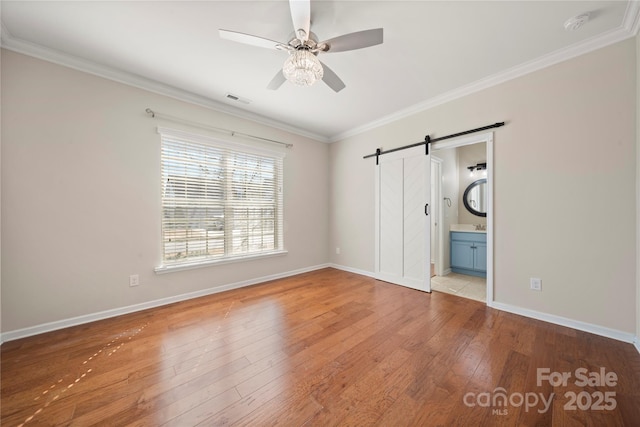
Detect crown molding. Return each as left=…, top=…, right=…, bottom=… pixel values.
left=0, top=28, right=331, bottom=144
left=0, top=20, right=11, bottom=42
left=2, top=1, right=638, bottom=146
left=331, top=3, right=640, bottom=142
left=626, top=0, right=640, bottom=35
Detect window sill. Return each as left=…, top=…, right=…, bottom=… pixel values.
left=155, top=250, right=288, bottom=274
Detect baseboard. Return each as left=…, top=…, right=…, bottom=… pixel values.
left=0, top=263, right=331, bottom=344
left=491, top=301, right=636, bottom=344
left=11, top=263, right=628, bottom=348
left=329, top=263, right=376, bottom=278
left=322, top=266, right=638, bottom=349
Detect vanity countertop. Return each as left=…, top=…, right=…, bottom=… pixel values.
left=450, top=224, right=487, bottom=234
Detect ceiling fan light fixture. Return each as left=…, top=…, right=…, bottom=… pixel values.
left=282, top=49, right=323, bottom=87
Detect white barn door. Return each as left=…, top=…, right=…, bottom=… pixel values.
left=375, top=145, right=431, bottom=292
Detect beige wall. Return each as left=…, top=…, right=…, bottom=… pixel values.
left=1, top=50, right=330, bottom=333
left=636, top=31, right=640, bottom=345
left=0, top=46, right=2, bottom=337
left=330, top=38, right=637, bottom=334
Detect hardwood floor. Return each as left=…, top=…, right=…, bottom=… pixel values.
left=2, top=268, right=640, bottom=426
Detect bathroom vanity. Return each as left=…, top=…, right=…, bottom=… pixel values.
left=450, top=226, right=487, bottom=277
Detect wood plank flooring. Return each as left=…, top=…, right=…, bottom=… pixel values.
left=2, top=268, right=640, bottom=426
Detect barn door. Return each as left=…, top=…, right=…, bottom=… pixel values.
left=375, top=145, right=431, bottom=292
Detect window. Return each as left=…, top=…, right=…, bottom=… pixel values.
left=157, top=127, right=285, bottom=271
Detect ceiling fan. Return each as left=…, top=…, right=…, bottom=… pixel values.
left=219, top=0, right=383, bottom=92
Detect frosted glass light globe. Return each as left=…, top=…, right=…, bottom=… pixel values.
left=282, top=50, right=323, bottom=86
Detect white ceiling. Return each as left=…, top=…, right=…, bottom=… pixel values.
left=1, top=1, right=638, bottom=142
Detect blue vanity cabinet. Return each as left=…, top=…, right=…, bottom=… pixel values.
left=450, top=231, right=487, bottom=277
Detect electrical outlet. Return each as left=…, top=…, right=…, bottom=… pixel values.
left=336, top=247, right=341, bottom=255
left=530, top=277, right=542, bottom=291
left=129, top=274, right=140, bottom=287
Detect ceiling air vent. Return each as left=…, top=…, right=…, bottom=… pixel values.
left=225, top=93, right=251, bottom=104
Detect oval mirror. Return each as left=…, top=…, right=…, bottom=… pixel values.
left=463, top=178, right=487, bottom=217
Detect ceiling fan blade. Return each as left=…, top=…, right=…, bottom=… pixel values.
left=320, top=28, right=383, bottom=53
left=289, top=0, right=310, bottom=41
left=219, top=29, right=284, bottom=50
left=319, top=61, right=346, bottom=93
left=267, top=70, right=287, bottom=90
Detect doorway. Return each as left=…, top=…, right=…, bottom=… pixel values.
left=430, top=132, right=494, bottom=304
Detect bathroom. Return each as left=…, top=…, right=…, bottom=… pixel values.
left=431, top=141, right=487, bottom=302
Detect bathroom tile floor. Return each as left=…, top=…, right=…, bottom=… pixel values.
left=431, top=272, right=486, bottom=302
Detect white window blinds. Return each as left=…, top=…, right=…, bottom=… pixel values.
left=158, top=128, right=285, bottom=269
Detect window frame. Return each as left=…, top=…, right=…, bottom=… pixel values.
left=155, top=127, right=286, bottom=274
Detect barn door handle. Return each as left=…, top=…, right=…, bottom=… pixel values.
left=424, top=203, right=429, bottom=216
